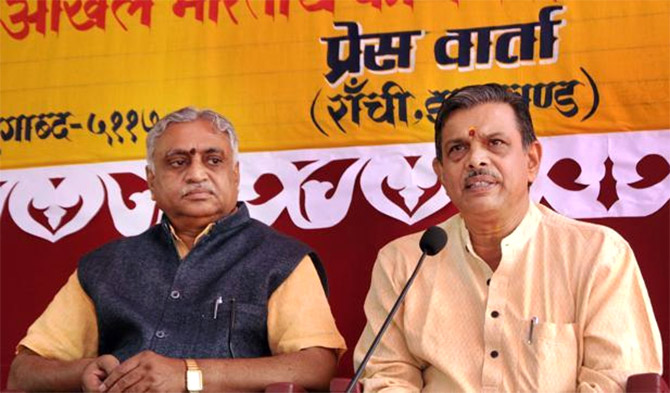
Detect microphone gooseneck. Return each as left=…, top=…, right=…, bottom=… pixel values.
left=346, top=226, right=448, bottom=393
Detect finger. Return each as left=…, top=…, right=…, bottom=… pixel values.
left=107, top=367, right=144, bottom=393
left=123, top=377, right=153, bottom=393
left=82, top=372, right=104, bottom=392
left=82, top=359, right=109, bottom=392
left=101, top=357, right=140, bottom=392
left=99, top=355, right=121, bottom=374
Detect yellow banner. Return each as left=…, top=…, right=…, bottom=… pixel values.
left=1, top=0, right=668, bottom=169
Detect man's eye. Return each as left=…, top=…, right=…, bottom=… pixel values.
left=447, top=144, right=467, bottom=160
left=169, top=159, right=186, bottom=168
left=490, top=139, right=505, bottom=146
left=448, top=144, right=467, bottom=156
left=207, top=157, right=223, bottom=165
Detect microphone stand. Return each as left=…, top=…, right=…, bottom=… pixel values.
left=345, top=250, right=429, bottom=393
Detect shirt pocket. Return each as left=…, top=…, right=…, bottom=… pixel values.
left=514, top=319, right=579, bottom=392
left=228, top=301, right=269, bottom=358
left=191, top=298, right=269, bottom=358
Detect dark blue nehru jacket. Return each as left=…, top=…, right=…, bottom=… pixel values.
left=78, top=203, right=327, bottom=362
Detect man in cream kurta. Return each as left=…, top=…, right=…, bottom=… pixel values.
left=355, top=84, right=662, bottom=392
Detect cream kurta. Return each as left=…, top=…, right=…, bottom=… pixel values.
left=355, top=203, right=662, bottom=392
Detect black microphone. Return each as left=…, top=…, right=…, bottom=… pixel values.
left=346, top=226, right=448, bottom=393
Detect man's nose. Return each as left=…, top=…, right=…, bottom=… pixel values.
left=467, top=144, right=490, bottom=168
left=185, top=160, right=208, bottom=183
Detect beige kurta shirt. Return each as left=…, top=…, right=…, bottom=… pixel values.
left=355, top=202, right=662, bottom=392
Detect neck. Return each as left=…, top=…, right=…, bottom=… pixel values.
left=462, top=200, right=530, bottom=271
left=170, top=218, right=214, bottom=249
left=168, top=207, right=237, bottom=250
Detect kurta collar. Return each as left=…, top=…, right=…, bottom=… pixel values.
left=161, top=201, right=252, bottom=256
left=457, top=202, right=542, bottom=268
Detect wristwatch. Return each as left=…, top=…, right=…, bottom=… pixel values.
left=185, top=358, right=203, bottom=393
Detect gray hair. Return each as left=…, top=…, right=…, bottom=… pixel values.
left=434, top=83, right=537, bottom=161
left=146, top=107, right=239, bottom=170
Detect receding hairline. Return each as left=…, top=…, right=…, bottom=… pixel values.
left=146, top=106, right=239, bottom=170
left=151, top=122, right=235, bottom=157
left=433, top=83, right=537, bottom=161
left=436, top=100, right=534, bottom=160
left=439, top=101, right=524, bottom=136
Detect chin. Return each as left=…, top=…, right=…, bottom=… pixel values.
left=458, top=198, right=503, bottom=216
left=178, top=206, right=223, bottom=218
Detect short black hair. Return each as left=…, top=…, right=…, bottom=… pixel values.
left=434, top=83, right=537, bottom=161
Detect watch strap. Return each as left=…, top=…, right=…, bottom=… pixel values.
left=185, top=358, right=203, bottom=393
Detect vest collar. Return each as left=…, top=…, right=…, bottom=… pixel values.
left=160, top=201, right=251, bottom=245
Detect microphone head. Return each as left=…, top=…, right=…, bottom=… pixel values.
left=419, top=226, right=448, bottom=256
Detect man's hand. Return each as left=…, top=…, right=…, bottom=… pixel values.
left=81, top=355, right=120, bottom=392
left=100, top=350, right=185, bottom=393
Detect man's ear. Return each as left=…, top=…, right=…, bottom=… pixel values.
left=146, top=165, right=156, bottom=201
left=526, top=141, right=542, bottom=184
left=233, top=161, right=240, bottom=188
left=432, top=157, right=445, bottom=186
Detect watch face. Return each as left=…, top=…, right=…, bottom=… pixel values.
left=186, top=370, right=203, bottom=391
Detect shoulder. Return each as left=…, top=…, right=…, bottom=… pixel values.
left=374, top=218, right=455, bottom=282
left=81, top=225, right=163, bottom=260
left=534, top=203, right=631, bottom=265
left=537, top=204, right=627, bottom=243
left=378, top=215, right=458, bottom=261
left=78, top=225, right=164, bottom=277
left=240, top=219, right=324, bottom=290
left=377, top=230, right=424, bottom=267
left=237, top=219, right=313, bottom=263
left=246, top=218, right=309, bottom=249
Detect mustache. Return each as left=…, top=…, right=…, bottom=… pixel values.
left=180, top=183, right=215, bottom=197
left=465, top=168, right=501, bottom=181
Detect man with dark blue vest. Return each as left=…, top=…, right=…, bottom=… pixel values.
left=9, top=107, right=346, bottom=392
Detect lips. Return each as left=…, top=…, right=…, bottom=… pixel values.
left=464, top=175, right=498, bottom=190
left=184, top=189, right=213, bottom=197
left=181, top=186, right=215, bottom=198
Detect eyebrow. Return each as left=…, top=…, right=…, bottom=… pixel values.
left=165, top=149, right=188, bottom=158
left=445, top=130, right=507, bottom=145
left=164, top=147, right=225, bottom=157
left=444, top=137, right=467, bottom=147
left=481, top=131, right=507, bottom=139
